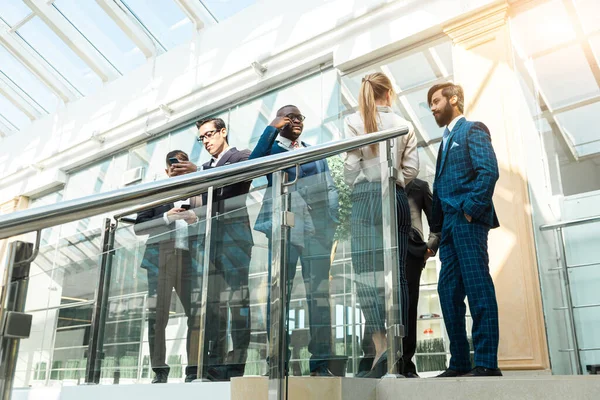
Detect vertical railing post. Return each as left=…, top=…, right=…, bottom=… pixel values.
left=269, top=171, right=290, bottom=400
left=196, top=186, right=214, bottom=380
left=556, top=227, right=583, bottom=374
left=85, top=218, right=117, bottom=384
left=0, top=240, right=34, bottom=400
left=380, top=139, right=404, bottom=377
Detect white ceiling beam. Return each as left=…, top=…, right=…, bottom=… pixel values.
left=95, top=0, right=158, bottom=59
left=23, top=0, right=120, bottom=82
left=0, top=21, right=79, bottom=102
left=0, top=72, right=45, bottom=120
left=173, top=0, right=217, bottom=30
left=0, top=117, right=17, bottom=137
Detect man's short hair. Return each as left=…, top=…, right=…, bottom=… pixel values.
left=196, top=117, right=226, bottom=131
left=195, top=117, right=227, bottom=143
left=165, top=150, right=189, bottom=166
left=427, top=83, right=464, bottom=113
left=277, top=104, right=298, bottom=114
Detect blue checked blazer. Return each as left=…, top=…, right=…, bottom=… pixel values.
left=432, top=118, right=500, bottom=229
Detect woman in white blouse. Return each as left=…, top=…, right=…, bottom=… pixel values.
left=344, top=72, right=419, bottom=377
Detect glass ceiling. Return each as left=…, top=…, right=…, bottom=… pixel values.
left=0, top=0, right=257, bottom=138
left=511, top=0, right=600, bottom=159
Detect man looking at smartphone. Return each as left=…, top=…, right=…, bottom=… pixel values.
left=193, top=117, right=254, bottom=381
left=134, top=150, right=201, bottom=384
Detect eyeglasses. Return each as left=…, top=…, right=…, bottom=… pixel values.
left=285, top=113, right=305, bottom=123
left=197, top=129, right=220, bottom=143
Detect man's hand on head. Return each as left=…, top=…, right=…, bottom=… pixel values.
left=171, top=161, right=197, bottom=176
left=269, top=116, right=292, bottom=130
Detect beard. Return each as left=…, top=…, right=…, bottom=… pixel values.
left=434, top=101, right=454, bottom=127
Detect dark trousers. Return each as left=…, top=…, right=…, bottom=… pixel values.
left=402, top=252, right=425, bottom=374
left=438, top=212, right=499, bottom=371
left=351, top=183, right=411, bottom=339
left=146, top=246, right=201, bottom=376
left=205, top=233, right=253, bottom=368
left=266, top=213, right=334, bottom=372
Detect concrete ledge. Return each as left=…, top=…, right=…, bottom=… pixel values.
left=13, top=381, right=230, bottom=400
left=377, top=376, right=600, bottom=400
left=231, top=376, right=378, bottom=400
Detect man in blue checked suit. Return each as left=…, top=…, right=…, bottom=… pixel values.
left=249, top=105, right=339, bottom=377
left=428, top=83, right=502, bottom=377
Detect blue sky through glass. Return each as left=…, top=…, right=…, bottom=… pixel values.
left=200, top=0, right=257, bottom=21
left=53, top=0, right=146, bottom=76
left=0, top=0, right=32, bottom=27
left=0, top=93, right=30, bottom=130
left=0, top=45, right=59, bottom=114
left=122, top=0, right=193, bottom=49
left=17, top=16, right=102, bottom=96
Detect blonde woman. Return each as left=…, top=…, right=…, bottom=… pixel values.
left=344, top=72, right=419, bottom=377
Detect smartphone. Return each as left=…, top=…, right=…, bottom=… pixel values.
left=169, top=157, right=180, bottom=165
left=181, top=204, right=191, bottom=210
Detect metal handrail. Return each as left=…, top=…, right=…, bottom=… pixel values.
left=539, top=215, right=600, bottom=231
left=0, top=126, right=408, bottom=239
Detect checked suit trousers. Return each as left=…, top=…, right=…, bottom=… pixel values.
left=438, top=212, right=499, bottom=371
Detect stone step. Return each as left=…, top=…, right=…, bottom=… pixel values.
left=12, top=375, right=600, bottom=400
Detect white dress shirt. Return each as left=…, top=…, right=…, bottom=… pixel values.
left=442, top=115, right=465, bottom=151
left=343, top=106, right=419, bottom=188
left=162, top=199, right=190, bottom=250
left=276, top=136, right=304, bottom=150
left=209, top=146, right=233, bottom=166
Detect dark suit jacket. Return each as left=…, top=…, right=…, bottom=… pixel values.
left=197, top=147, right=254, bottom=247
left=134, top=202, right=199, bottom=271
left=406, top=178, right=440, bottom=259
left=432, top=118, right=500, bottom=229
left=248, top=126, right=339, bottom=242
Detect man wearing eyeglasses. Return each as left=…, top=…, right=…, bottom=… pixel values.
left=250, top=105, right=339, bottom=377
left=172, top=118, right=254, bottom=381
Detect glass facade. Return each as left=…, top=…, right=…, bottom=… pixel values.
left=510, top=0, right=600, bottom=375
left=10, top=37, right=460, bottom=387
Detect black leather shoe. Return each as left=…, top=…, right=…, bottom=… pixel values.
left=403, top=371, right=420, bottom=378
left=462, top=366, right=502, bottom=377
left=362, top=352, right=387, bottom=379
left=310, top=365, right=335, bottom=377
left=435, top=369, right=467, bottom=378
left=152, top=369, right=169, bottom=383
left=184, top=374, right=197, bottom=383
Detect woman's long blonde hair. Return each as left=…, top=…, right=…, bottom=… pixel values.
left=358, top=72, right=395, bottom=153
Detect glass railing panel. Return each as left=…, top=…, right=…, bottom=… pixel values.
left=98, top=187, right=273, bottom=384
left=266, top=152, right=407, bottom=380
left=12, top=225, right=104, bottom=388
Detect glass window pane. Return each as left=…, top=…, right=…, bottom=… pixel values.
left=53, top=0, right=146, bottom=75
left=200, top=0, right=257, bottom=21
left=0, top=0, right=32, bottom=27
left=511, top=0, right=575, bottom=56
left=386, top=51, right=437, bottom=91
left=17, top=16, right=102, bottom=95
left=573, top=0, right=600, bottom=35
left=401, top=87, right=445, bottom=141
left=0, top=45, right=60, bottom=114
left=0, top=92, right=30, bottom=130
left=122, top=0, right=193, bottom=49
left=432, top=41, right=454, bottom=76
left=533, top=44, right=599, bottom=109
left=555, top=101, right=600, bottom=157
